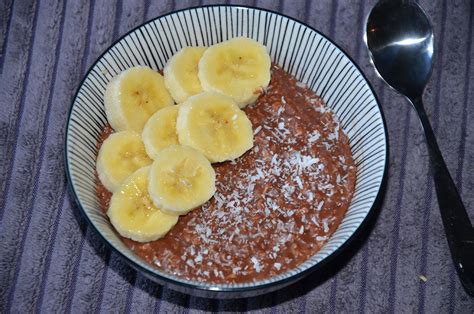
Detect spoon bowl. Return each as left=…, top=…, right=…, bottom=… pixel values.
left=366, top=0, right=434, bottom=99
left=366, top=0, right=474, bottom=297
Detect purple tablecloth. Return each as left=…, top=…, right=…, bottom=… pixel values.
left=1, top=0, right=473, bottom=312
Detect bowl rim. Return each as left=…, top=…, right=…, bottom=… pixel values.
left=65, top=4, right=389, bottom=295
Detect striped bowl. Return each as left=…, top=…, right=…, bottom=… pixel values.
left=65, top=5, right=388, bottom=298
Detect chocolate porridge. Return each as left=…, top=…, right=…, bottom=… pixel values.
left=96, top=65, right=356, bottom=284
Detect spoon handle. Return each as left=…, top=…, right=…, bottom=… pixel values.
left=412, top=96, right=474, bottom=296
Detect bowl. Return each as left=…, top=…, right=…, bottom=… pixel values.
left=65, top=5, right=388, bottom=298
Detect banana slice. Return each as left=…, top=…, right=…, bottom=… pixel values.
left=148, top=145, right=216, bottom=215
left=104, top=66, right=174, bottom=132
left=198, top=37, right=271, bottom=108
left=96, top=131, right=152, bottom=192
left=176, top=92, right=254, bottom=163
left=142, top=105, right=180, bottom=159
left=164, top=47, right=207, bottom=103
left=108, top=166, right=179, bottom=242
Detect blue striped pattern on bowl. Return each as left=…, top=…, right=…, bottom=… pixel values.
left=65, top=5, right=388, bottom=297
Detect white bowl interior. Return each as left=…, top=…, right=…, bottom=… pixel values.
left=66, top=6, right=387, bottom=290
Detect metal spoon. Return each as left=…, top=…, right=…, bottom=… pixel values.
left=365, top=0, right=474, bottom=296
